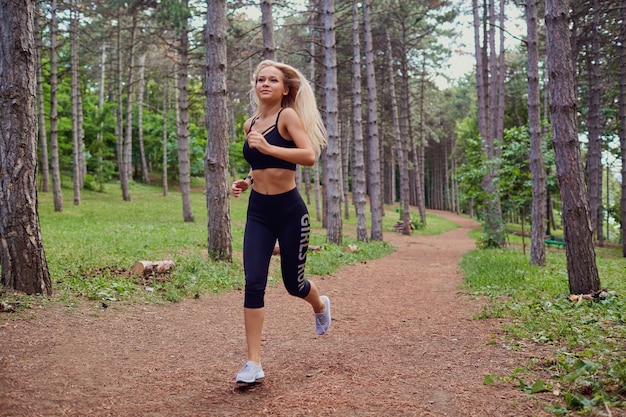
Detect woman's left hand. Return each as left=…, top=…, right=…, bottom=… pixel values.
left=246, top=130, right=273, bottom=155
left=231, top=179, right=249, bottom=198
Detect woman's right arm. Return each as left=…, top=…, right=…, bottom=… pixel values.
left=231, top=119, right=253, bottom=198
left=231, top=171, right=253, bottom=198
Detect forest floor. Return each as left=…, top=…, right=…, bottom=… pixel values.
left=0, top=210, right=561, bottom=417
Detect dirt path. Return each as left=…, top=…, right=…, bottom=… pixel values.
left=0, top=210, right=552, bottom=417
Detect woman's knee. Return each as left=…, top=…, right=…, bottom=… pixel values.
left=284, top=277, right=310, bottom=299
left=244, top=279, right=266, bottom=308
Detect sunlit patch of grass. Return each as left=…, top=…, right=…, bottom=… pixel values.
left=461, top=245, right=626, bottom=414
left=2, top=184, right=458, bottom=312
left=305, top=236, right=393, bottom=276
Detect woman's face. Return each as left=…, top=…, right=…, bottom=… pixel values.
left=256, top=66, right=288, bottom=102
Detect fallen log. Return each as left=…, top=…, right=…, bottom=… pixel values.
left=131, top=260, right=175, bottom=277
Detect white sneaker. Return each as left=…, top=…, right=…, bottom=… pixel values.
left=315, top=295, right=331, bottom=335
left=235, top=361, right=264, bottom=384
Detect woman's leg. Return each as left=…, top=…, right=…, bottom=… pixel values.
left=244, top=307, right=265, bottom=365
left=242, top=193, right=276, bottom=367
left=274, top=192, right=330, bottom=332
left=303, top=281, right=325, bottom=313
left=237, top=216, right=273, bottom=381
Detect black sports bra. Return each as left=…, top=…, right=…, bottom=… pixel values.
left=243, top=109, right=297, bottom=171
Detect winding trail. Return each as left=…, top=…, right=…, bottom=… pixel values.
left=0, top=210, right=551, bottom=416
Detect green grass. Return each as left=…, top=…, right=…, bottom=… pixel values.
left=2, top=182, right=457, bottom=309
left=460, top=244, right=626, bottom=415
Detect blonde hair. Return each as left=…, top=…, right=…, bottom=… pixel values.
left=251, top=60, right=327, bottom=158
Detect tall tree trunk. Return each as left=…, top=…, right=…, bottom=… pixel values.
left=137, top=52, right=150, bottom=185
left=116, top=11, right=130, bottom=201
left=123, top=13, right=137, bottom=188
left=351, top=0, right=368, bottom=242
left=34, top=7, right=50, bottom=193
left=416, top=60, right=427, bottom=223
left=380, top=132, right=397, bottom=204
left=545, top=0, right=601, bottom=294
left=527, top=0, right=547, bottom=266
left=163, top=82, right=169, bottom=197
left=323, top=0, right=342, bottom=244
left=444, top=141, right=451, bottom=210
left=619, top=0, right=626, bottom=258
left=0, top=0, right=52, bottom=295
left=451, top=154, right=460, bottom=214
left=77, top=72, right=85, bottom=190
left=496, top=0, right=505, bottom=143
left=587, top=0, right=604, bottom=246
left=341, top=117, right=350, bottom=220
left=96, top=42, right=106, bottom=188
left=362, top=0, right=383, bottom=241
left=473, top=0, right=488, bottom=142
left=397, top=25, right=413, bottom=233
left=70, top=0, right=81, bottom=205
left=260, top=0, right=275, bottom=60
left=205, top=0, right=232, bottom=261
left=488, top=0, right=498, bottom=146
left=477, top=0, right=505, bottom=247
left=385, top=29, right=410, bottom=235
left=177, top=10, right=194, bottom=222
left=49, top=0, right=63, bottom=211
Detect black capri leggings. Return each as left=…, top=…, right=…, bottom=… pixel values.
left=243, top=188, right=311, bottom=308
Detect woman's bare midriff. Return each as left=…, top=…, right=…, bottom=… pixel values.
left=251, top=168, right=297, bottom=195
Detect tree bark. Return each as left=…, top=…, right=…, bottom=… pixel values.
left=260, top=0, right=275, bottom=60
left=131, top=260, right=175, bottom=277
left=34, top=7, right=50, bottom=193
left=526, top=0, right=547, bottom=266
left=397, top=24, right=413, bottom=232
left=70, top=0, right=81, bottom=205
left=96, top=42, right=106, bottom=187
left=545, top=0, right=601, bottom=294
left=586, top=0, right=604, bottom=246
left=205, top=0, right=232, bottom=261
left=486, top=0, right=505, bottom=246
left=362, top=0, right=384, bottom=241
left=137, top=52, right=150, bottom=185
left=324, top=0, right=342, bottom=244
left=49, top=0, right=63, bottom=211
left=474, top=0, right=505, bottom=247
left=619, top=0, right=626, bottom=258
left=177, top=8, right=194, bottom=222
left=385, top=29, right=410, bottom=235
left=473, top=0, right=488, bottom=141
left=163, top=81, right=169, bottom=197
left=0, top=0, right=52, bottom=295
left=416, top=60, right=427, bottom=223
left=351, top=0, right=368, bottom=242
left=116, top=11, right=129, bottom=201
left=123, top=12, right=137, bottom=191
left=342, top=115, right=350, bottom=221
left=496, top=0, right=505, bottom=144
left=488, top=0, right=498, bottom=147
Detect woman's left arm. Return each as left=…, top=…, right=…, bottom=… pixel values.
left=274, top=108, right=316, bottom=167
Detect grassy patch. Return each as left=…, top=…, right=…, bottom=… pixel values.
left=2, top=183, right=455, bottom=312
left=461, top=246, right=626, bottom=414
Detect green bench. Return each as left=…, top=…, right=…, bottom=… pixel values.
left=544, top=235, right=565, bottom=248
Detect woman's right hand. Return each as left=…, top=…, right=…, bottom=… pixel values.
left=231, top=179, right=249, bottom=198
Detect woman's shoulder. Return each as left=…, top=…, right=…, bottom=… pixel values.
left=278, top=107, right=302, bottom=127
left=243, top=116, right=255, bottom=132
